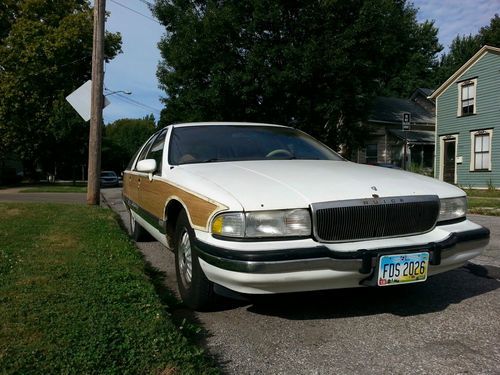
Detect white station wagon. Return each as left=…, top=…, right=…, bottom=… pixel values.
left=123, top=122, right=490, bottom=309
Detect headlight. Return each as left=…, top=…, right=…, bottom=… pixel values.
left=438, top=197, right=467, bottom=222
left=211, top=213, right=245, bottom=237
left=211, top=209, right=311, bottom=238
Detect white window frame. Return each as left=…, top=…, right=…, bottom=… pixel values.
left=457, top=78, right=477, bottom=117
left=470, top=129, right=493, bottom=172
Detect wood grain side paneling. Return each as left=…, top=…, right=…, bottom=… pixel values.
left=139, top=176, right=225, bottom=230
left=123, top=172, right=139, bottom=203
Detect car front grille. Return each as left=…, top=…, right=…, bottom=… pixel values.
left=311, top=195, right=440, bottom=242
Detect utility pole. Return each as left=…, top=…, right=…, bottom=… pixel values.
left=87, top=0, right=106, bottom=205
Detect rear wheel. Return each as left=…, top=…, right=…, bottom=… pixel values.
left=129, top=208, right=148, bottom=241
left=174, top=210, right=214, bottom=310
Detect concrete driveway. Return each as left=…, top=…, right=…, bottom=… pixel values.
left=102, top=188, right=500, bottom=375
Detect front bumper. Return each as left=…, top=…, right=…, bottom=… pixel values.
left=194, top=219, right=490, bottom=294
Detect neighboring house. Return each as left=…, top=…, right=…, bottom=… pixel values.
left=0, top=154, right=23, bottom=184
left=355, top=88, right=435, bottom=172
left=430, top=45, right=499, bottom=188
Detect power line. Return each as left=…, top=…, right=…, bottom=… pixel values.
left=53, top=55, right=91, bottom=70
left=1, top=55, right=91, bottom=77
left=116, top=93, right=162, bottom=113
left=37, top=55, right=91, bottom=76
left=136, top=0, right=153, bottom=7
left=107, top=89, right=162, bottom=114
left=109, top=0, right=161, bottom=25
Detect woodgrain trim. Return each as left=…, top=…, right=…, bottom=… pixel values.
left=123, top=171, right=227, bottom=231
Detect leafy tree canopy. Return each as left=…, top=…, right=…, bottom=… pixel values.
left=102, top=115, right=157, bottom=172
left=153, top=0, right=441, bottom=151
left=0, top=0, right=122, bottom=178
left=479, top=14, right=500, bottom=46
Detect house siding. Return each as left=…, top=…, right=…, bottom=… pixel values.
left=435, top=52, right=500, bottom=188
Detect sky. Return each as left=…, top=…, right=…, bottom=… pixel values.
left=103, top=0, right=500, bottom=124
left=103, top=0, right=164, bottom=124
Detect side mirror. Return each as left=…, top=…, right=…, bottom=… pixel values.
left=136, top=159, right=157, bottom=174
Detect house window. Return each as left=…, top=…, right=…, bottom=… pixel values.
left=458, top=80, right=476, bottom=116
left=473, top=132, right=491, bottom=171
left=474, top=134, right=489, bottom=170
left=365, top=144, right=378, bottom=164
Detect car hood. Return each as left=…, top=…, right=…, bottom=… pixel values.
left=179, top=160, right=464, bottom=211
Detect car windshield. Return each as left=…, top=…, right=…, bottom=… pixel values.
left=169, top=125, right=343, bottom=165
left=101, top=172, right=116, bottom=177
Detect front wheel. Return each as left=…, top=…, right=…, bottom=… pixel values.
left=174, top=210, right=215, bottom=310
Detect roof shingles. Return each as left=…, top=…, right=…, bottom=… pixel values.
left=368, top=96, right=434, bottom=125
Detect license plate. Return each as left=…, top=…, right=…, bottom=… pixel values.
left=377, top=252, right=429, bottom=286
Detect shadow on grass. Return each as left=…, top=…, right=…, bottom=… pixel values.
left=141, top=261, right=236, bottom=371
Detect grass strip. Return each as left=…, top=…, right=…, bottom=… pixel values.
left=0, top=202, right=218, bottom=374
left=467, top=197, right=500, bottom=216
left=464, top=189, right=500, bottom=198
left=19, top=186, right=87, bottom=193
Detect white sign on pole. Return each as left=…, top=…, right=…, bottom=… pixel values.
left=65, top=80, right=110, bottom=121
left=402, top=112, right=411, bottom=131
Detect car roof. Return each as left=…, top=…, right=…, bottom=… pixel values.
left=170, top=122, right=289, bottom=129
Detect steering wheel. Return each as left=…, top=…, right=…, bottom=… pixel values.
left=265, top=149, right=294, bottom=158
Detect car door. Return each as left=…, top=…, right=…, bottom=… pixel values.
left=124, top=135, right=156, bottom=205
left=137, top=128, right=168, bottom=223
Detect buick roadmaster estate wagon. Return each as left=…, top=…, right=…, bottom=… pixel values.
left=122, top=122, right=490, bottom=309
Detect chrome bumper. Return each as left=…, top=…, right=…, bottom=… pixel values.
left=194, top=226, right=490, bottom=275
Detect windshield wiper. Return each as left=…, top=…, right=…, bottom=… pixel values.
left=201, top=158, right=224, bottom=163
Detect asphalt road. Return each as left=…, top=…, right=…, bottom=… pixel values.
left=102, top=188, right=500, bottom=375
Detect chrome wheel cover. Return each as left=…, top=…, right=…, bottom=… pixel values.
left=178, top=229, right=193, bottom=287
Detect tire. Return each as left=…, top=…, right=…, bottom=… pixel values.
left=129, top=208, right=148, bottom=241
left=174, top=210, right=214, bottom=310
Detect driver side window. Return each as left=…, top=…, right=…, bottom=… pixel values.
left=146, top=129, right=167, bottom=176
left=135, top=135, right=156, bottom=170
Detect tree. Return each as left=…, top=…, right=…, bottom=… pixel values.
left=432, top=14, right=500, bottom=88
left=153, top=0, right=442, bottom=153
left=432, top=35, right=480, bottom=87
left=479, top=14, right=500, bottom=47
left=102, top=116, right=157, bottom=172
left=0, top=0, right=122, bottom=179
left=381, top=20, right=442, bottom=97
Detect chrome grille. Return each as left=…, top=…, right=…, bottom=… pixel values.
left=312, top=195, right=440, bottom=242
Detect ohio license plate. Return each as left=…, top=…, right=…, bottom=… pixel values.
left=377, top=252, right=429, bottom=286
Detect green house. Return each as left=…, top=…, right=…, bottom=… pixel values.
left=430, top=45, right=499, bottom=189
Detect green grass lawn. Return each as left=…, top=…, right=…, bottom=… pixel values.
left=467, top=197, right=500, bottom=216
left=19, top=185, right=87, bottom=193
left=464, top=188, right=500, bottom=198
left=0, top=203, right=218, bottom=374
